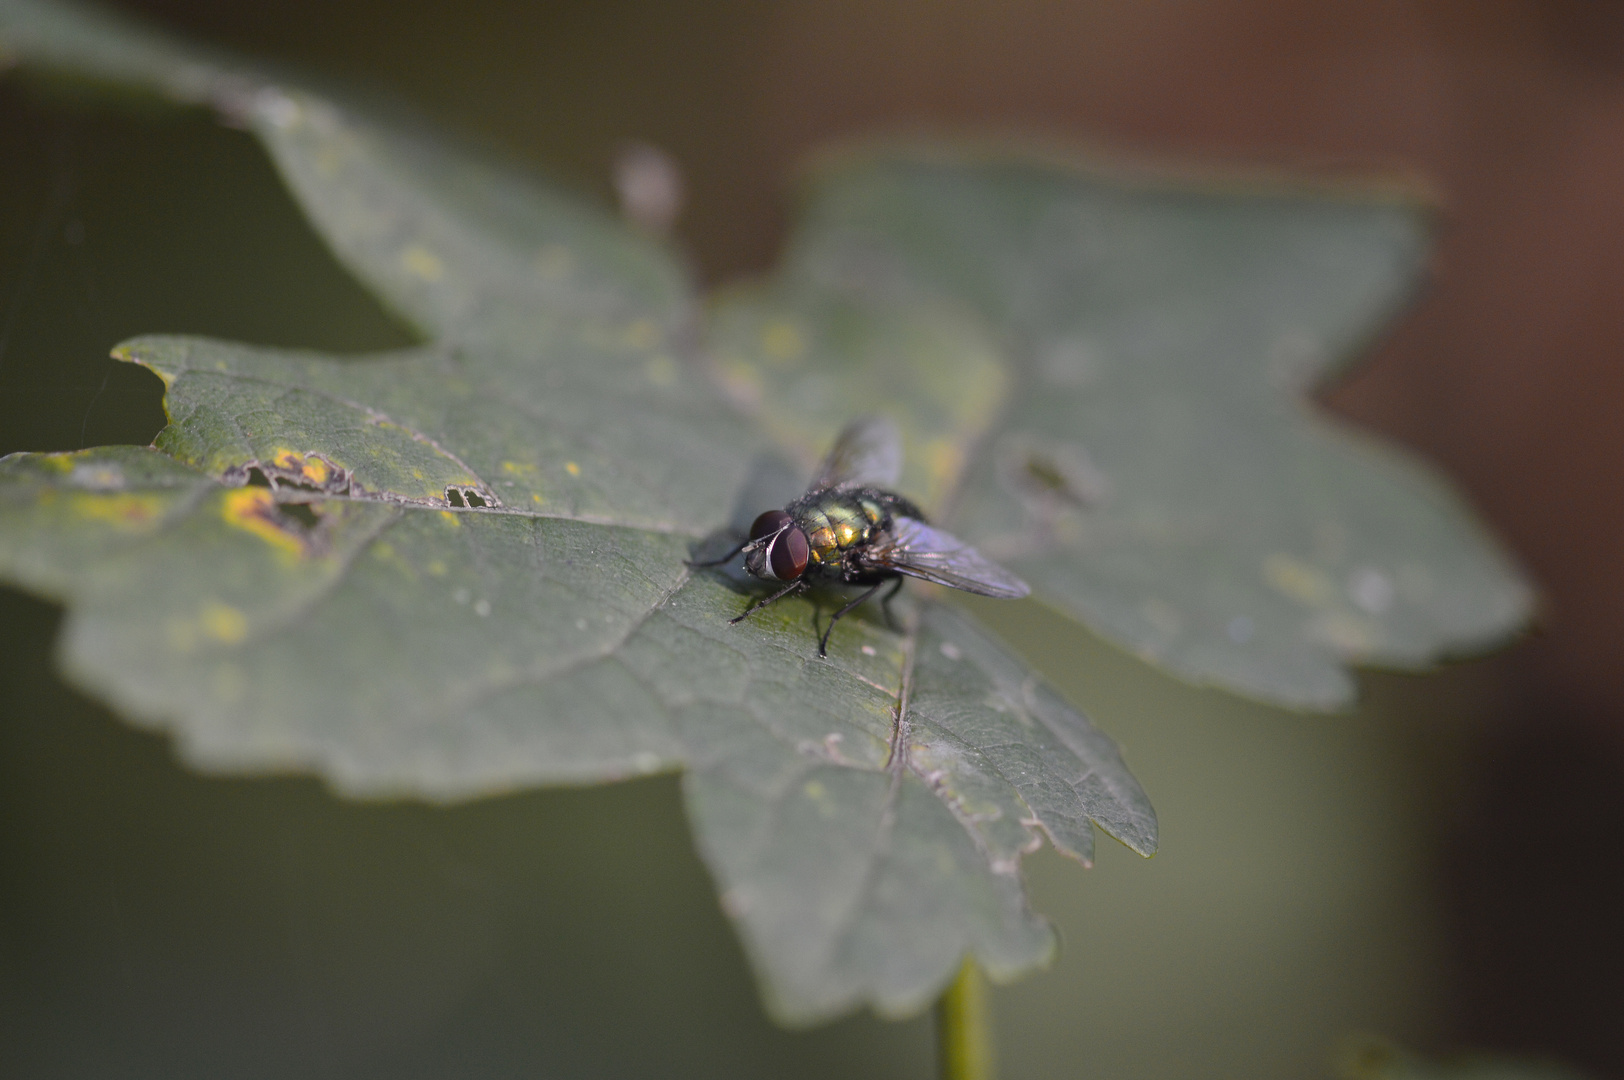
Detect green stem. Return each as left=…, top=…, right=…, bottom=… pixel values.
left=936, top=958, right=995, bottom=1080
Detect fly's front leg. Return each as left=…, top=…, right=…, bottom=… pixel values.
left=729, top=579, right=806, bottom=624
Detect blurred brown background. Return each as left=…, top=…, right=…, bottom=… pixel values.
left=3, top=1, right=1623, bottom=1076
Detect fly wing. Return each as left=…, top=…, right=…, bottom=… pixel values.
left=810, top=416, right=903, bottom=492
left=861, top=516, right=1030, bottom=598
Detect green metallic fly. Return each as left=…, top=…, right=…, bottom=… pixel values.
left=694, top=417, right=1030, bottom=656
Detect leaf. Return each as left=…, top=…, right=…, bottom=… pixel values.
left=707, top=283, right=1009, bottom=515
left=0, top=440, right=1152, bottom=1023
left=0, top=0, right=1158, bottom=1025
left=718, top=148, right=1532, bottom=707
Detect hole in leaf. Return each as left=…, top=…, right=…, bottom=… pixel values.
left=224, top=454, right=351, bottom=497
left=445, top=486, right=493, bottom=508
left=278, top=502, right=320, bottom=530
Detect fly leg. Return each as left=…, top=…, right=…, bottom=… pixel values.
left=729, top=579, right=806, bottom=624
left=686, top=536, right=751, bottom=568
left=818, top=580, right=887, bottom=658
left=877, top=576, right=904, bottom=631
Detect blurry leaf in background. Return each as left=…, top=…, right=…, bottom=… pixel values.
left=0, top=0, right=1156, bottom=1023
left=737, top=149, right=1532, bottom=708
left=1340, top=1038, right=1594, bottom=1080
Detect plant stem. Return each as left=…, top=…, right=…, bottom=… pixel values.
left=936, top=958, right=995, bottom=1080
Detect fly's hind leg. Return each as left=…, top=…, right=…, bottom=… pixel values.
left=877, top=576, right=904, bottom=631
left=818, top=580, right=886, bottom=658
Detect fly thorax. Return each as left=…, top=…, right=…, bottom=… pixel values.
left=803, top=510, right=839, bottom=564
left=825, top=503, right=868, bottom=550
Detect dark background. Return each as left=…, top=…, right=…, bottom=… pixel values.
left=2, top=2, right=1622, bottom=1077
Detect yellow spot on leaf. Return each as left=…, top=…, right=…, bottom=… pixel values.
left=802, top=779, right=838, bottom=818
left=221, top=489, right=306, bottom=557
left=427, top=560, right=447, bottom=576
left=718, top=356, right=763, bottom=406
left=270, top=449, right=333, bottom=486
left=501, top=460, right=537, bottom=477
left=1263, top=553, right=1335, bottom=606
left=624, top=317, right=660, bottom=350
left=439, top=510, right=460, bottom=527
left=761, top=320, right=805, bottom=364
left=201, top=602, right=248, bottom=644
left=1312, top=612, right=1377, bottom=653
left=565, top=461, right=580, bottom=477
left=530, top=493, right=545, bottom=505
left=69, top=492, right=163, bottom=528
left=924, top=438, right=963, bottom=489
left=402, top=244, right=445, bottom=282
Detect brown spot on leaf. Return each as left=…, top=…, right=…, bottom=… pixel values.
left=225, top=449, right=353, bottom=497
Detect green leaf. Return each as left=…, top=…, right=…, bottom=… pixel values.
left=0, top=439, right=1151, bottom=1023
left=721, top=149, right=1531, bottom=707
left=0, top=0, right=1158, bottom=1024
left=707, top=283, right=1010, bottom=515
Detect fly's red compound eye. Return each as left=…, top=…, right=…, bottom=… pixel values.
left=749, top=509, right=792, bottom=542
left=768, top=525, right=810, bottom=581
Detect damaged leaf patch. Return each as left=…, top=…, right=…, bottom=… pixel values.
left=124, top=340, right=502, bottom=510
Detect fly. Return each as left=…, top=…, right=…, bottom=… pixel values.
left=692, top=417, right=1030, bottom=656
